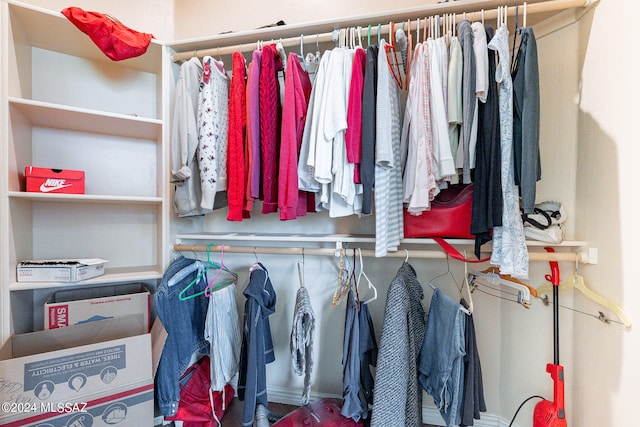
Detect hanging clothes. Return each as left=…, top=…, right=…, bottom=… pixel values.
left=298, top=50, right=332, bottom=205
left=447, top=35, right=463, bottom=183
left=427, top=37, right=455, bottom=186
left=512, top=27, right=541, bottom=214
left=238, top=263, right=277, bottom=427
left=327, top=47, right=362, bottom=218
left=246, top=49, right=263, bottom=209
left=346, top=47, right=366, bottom=184
left=171, top=57, right=204, bottom=218
left=419, top=288, right=467, bottom=427
left=374, top=39, right=404, bottom=257
left=360, top=45, right=378, bottom=215
left=459, top=299, right=487, bottom=427
left=488, top=24, right=530, bottom=279
left=198, top=55, right=230, bottom=213
left=155, top=257, right=210, bottom=417
left=205, top=283, right=242, bottom=392
left=342, top=290, right=378, bottom=421
left=371, top=262, right=426, bottom=427
left=227, top=51, right=248, bottom=221
left=260, top=44, right=284, bottom=215
left=401, top=42, right=436, bottom=215
left=290, top=285, right=315, bottom=405
left=279, top=52, right=314, bottom=220
left=471, top=25, right=503, bottom=259
left=456, top=20, right=477, bottom=185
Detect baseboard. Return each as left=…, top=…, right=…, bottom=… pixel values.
left=266, top=385, right=512, bottom=427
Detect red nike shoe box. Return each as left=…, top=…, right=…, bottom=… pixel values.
left=24, top=166, right=85, bottom=194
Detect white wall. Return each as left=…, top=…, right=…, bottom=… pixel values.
left=16, top=0, right=640, bottom=425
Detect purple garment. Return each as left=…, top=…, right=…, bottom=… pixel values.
left=248, top=49, right=262, bottom=199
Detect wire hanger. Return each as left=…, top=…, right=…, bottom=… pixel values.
left=356, top=248, right=377, bottom=305
left=468, top=266, right=533, bottom=308
left=537, top=260, right=632, bottom=328
left=459, top=251, right=474, bottom=314
left=297, top=248, right=305, bottom=288
left=429, top=256, right=470, bottom=315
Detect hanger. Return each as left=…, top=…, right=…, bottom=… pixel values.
left=468, top=266, right=533, bottom=308
left=537, top=265, right=632, bottom=329
left=367, top=25, right=372, bottom=46
left=332, top=248, right=351, bottom=306
left=179, top=243, right=222, bottom=301
left=297, top=248, right=305, bottom=288
left=384, top=21, right=404, bottom=89
left=377, top=23, right=381, bottom=45
left=429, top=256, right=471, bottom=315
left=460, top=251, right=474, bottom=314
left=204, top=245, right=238, bottom=297
left=356, top=248, right=377, bottom=304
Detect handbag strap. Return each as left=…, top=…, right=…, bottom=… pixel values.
left=432, top=237, right=491, bottom=263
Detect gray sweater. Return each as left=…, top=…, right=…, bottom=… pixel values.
left=371, top=263, right=426, bottom=427
left=512, top=27, right=541, bottom=214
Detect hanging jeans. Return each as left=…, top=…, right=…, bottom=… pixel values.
left=156, top=256, right=210, bottom=416
left=418, top=288, right=467, bottom=427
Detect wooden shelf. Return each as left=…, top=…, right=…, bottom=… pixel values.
left=8, top=267, right=163, bottom=291
left=8, top=191, right=163, bottom=205
left=9, top=98, right=161, bottom=140
left=7, top=1, right=163, bottom=74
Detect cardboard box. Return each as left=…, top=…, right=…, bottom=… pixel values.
left=0, top=315, right=153, bottom=427
left=25, top=166, right=85, bottom=194
left=45, top=284, right=151, bottom=331
left=17, top=259, right=108, bottom=283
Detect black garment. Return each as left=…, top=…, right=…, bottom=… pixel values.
left=358, top=298, right=378, bottom=410
left=471, top=25, right=503, bottom=259
left=512, top=27, right=541, bottom=214
left=360, top=45, right=378, bottom=215
left=460, top=299, right=487, bottom=426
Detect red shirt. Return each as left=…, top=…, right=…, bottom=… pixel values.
left=226, top=51, right=248, bottom=221
left=345, top=47, right=366, bottom=184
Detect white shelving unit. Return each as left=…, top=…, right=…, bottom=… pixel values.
left=0, top=0, right=169, bottom=340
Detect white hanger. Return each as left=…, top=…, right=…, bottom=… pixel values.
left=356, top=248, right=377, bottom=304
left=460, top=252, right=474, bottom=314
left=468, top=267, right=533, bottom=308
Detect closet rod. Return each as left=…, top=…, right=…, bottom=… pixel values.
left=171, top=0, right=592, bottom=62
left=173, top=244, right=587, bottom=263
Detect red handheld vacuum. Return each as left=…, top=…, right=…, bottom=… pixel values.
left=533, top=248, right=568, bottom=427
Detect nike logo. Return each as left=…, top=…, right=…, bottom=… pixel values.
left=40, top=178, right=73, bottom=193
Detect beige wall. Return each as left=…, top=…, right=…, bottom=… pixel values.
left=17, top=0, right=640, bottom=425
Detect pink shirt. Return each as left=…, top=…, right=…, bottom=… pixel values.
left=279, top=53, right=313, bottom=220
left=345, top=47, right=366, bottom=184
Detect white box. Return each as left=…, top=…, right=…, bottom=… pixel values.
left=44, top=284, right=151, bottom=331
left=0, top=315, right=153, bottom=427
left=17, top=259, right=108, bottom=282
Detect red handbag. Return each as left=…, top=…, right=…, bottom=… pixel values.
left=403, top=184, right=475, bottom=239
left=61, top=7, right=154, bottom=61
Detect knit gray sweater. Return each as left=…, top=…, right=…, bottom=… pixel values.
left=371, top=262, right=427, bottom=427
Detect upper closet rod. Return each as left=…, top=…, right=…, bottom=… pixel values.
left=173, top=243, right=588, bottom=263
left=171, top=0, right=594, bottom=62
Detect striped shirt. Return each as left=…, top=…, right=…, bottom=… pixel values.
left=205, top=283, right=242, bottom=391
left=375, top=39, right=404, bottom=257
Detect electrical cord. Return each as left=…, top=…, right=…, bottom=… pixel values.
left=508, top=395, right=545, bottom=426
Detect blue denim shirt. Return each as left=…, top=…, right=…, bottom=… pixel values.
left=155, top=256, right=210, bottom=416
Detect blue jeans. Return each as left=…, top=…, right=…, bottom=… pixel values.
left=418, top=288, right=466, bottom=427
left=155, top=256, right=210, bottom=416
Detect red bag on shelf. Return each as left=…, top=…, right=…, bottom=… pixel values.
left=403, top=183, right=475, bottom=239
left=61, top=7, right=154, bottom=61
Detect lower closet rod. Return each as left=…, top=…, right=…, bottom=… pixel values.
left=173, top=244, right=586, bottom=263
